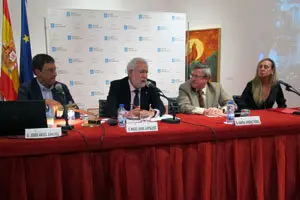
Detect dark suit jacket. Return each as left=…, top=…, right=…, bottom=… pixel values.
left=103, top=77, right=165, bottom=118
left=17, top=78, right=75, bottom=106
left=239, top=81, right=287, bottom=110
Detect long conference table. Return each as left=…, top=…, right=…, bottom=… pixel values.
left=0, top=109, right=300, bottom=200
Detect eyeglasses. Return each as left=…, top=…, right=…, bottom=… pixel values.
left=190, top=74, right=208, bottom=79
left=43, top=68, right=57, bottom=73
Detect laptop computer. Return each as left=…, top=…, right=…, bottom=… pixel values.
left=0, top=100, right=48, bottom=136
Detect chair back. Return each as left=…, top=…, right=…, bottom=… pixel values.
left=99, top=99, right=107, bottom=117
left=168, top=97, right=180, bottom=114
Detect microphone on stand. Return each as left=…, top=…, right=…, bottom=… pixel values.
left=278, top=80, right=292, bottom=88
left=55, top=83, right=74, bottom=132
left=146, top=81, right=180, bottom=124
left=278, top=80, right=300, bottom=96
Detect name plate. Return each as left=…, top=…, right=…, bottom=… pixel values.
left=126, top=121, right=158, bottom=133
left=234, top=116, right=261, bottom=126
left=25, top=128, right=62, bottom=139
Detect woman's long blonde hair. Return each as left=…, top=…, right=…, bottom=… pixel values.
left=252, top=58, right=278, bottom=105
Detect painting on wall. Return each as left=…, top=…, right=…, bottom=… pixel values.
left=186, top=28, right=221, bottom=82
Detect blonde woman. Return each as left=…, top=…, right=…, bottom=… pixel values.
left=240, top=58, right=287, bottom=109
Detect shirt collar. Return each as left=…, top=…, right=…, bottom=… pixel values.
left=128, top=79, right=140, bottom=92
left=36, top=79, right=54, bottom=91
left=192, top=84, right=207, bottom=95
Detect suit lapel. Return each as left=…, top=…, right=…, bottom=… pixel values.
left=31, top=78, right=44, bottom=100
left=206, top=83, right=215, bottom=108
left=190, top=90, right=200, bottom=107
left=121, top=77, right=131, bottom=111
left=140, top=87, right=150, bottom=110
left=52, top=86, right=65, bottom=104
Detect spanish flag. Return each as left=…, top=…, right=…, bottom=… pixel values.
left=0, top=0, right=20, bottom=100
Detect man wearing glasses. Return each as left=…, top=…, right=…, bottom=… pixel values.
left=178, top=61, right=232, bottom=116
left=104, top=57, right=165, bottom=118
left=17, top=54, right=76, bottom=116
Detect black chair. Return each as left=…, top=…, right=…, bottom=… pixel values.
left=168, top=97, right=180, bottom=114
left=98, top=99, right=107, bottom=117
left=232, top=95, right=243, bottom=110
left=232, top=95, right=241, bottom=104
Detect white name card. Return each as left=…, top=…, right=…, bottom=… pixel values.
left=234, top=116, right=261, bottom=126
left=126, top=121, right=158, bottom=133
left=25, top=128, right=62, bottom=139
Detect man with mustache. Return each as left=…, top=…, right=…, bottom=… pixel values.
left=104, top=57, right=165, bottom=119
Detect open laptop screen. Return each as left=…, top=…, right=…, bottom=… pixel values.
left=0, top=100, right=47, bottom=136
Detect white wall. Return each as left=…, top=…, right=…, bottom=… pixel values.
left=1, top=0, right=299, bottom=106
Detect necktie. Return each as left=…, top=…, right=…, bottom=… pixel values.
left=133, top=89, right=140, bottom=107
left=198, top=90, right=205, bottom=108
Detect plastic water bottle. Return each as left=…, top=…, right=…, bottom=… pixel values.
left=118, top=104, right=126, bottom=127
left=46, top=106, right=55, bottom=127
left=68, top=110, right=75, bottom=121
left=226, top=101, right=235, bottom=124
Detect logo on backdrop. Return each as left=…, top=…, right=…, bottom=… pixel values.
left=51, top=47, right=67, bottom=52
left=138, top=36, right=153, bottom=42
left=90, top=91, right=105, bottom=96
left=66, top=11, right=82, bottom=17
left=157, top=68, right=170, bottom=73
left=105, top=58, right=119, bottom=63
left=68, top=58, right=84, bottom=63
left=172, top=58, right=184, bottom=63
left=138, top=14, right=152, bottom=20
left=172, top=37, right=184, bottom=42
left=172, top=15, right=185, bottom=20
left=103, top=12, right=119, bottom=18
left=69, top=80, right=85, bottom=87
left=67, top=35, right=83, bottom=40
left=124, top=47, right=137, bottom=52
left=157, top=48, right=171, bottom=53
left=171, top=79, right=184, bottom=84
left=157, top=25, right=168, bottom=31
left=104, top=36, right=118, bottom=41
left=89, top=47, right=103, bottom=52
left=123, top=25, right=137, bottom=30
left=89, top=69, right=104, bottom=75
left=50, top=23, right=66, bottom=29
left=88, top=24, right=103, bottom=30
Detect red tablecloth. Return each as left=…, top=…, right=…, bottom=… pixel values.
left=0, top=109, right=300, bottom=200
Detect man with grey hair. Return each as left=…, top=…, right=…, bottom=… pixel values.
left=178, top=61, right=231, bottom=116
left=104, top=57, right=165, bottom=118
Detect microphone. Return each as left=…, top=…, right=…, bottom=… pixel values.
left=278, top=80, right=300, bottom=97
left=278, top=80, right=292, bottom=88
left=54, top=83, right=74, bottom=132
left=146, top=81, right=180, bottom=124
left=55, top=83, right=64, bottom=93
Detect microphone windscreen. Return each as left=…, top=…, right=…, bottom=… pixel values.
left=55, top=83, right=64, bottom=93
left=146, top=81, right=154, bottom=87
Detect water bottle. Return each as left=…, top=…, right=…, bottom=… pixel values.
left=46, top=106, right=55, bottom=127
left=226, top=101, right=235, bottom=124
left=68, top=110, right=75, bottom=121
left=118, top=104, right=126, bottom=127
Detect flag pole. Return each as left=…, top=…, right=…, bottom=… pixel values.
left=44, top=17, right=48, bottom=54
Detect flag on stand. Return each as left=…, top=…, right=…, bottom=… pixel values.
left=0, top=0, right=20, bottom=100
left=20, top=0, right=33, bottom=84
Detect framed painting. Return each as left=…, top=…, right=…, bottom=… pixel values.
left=185, top=28, right=221, bottom=82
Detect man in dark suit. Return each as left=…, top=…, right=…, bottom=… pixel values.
left=104, top=57, right=165, bottom=118
left=17, top=54, right=75, bottom=116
